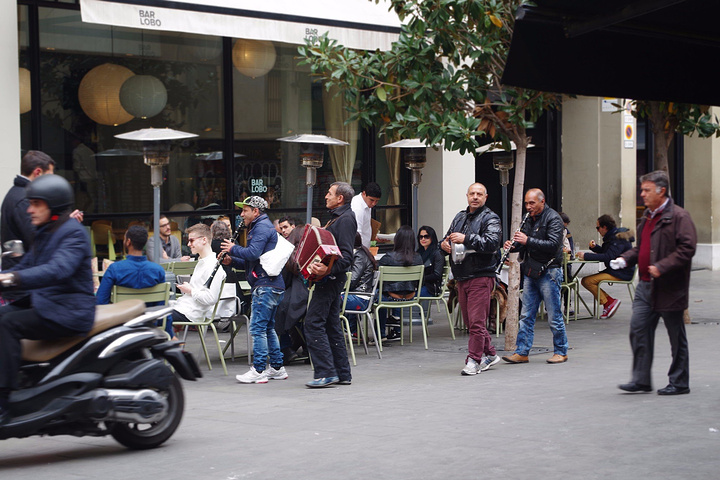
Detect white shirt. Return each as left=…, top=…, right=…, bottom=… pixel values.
left=174, top=253, right=226, bottom=321
left=351, top=193, right=372, bottom=248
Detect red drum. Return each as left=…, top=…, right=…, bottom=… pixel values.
left=293, top=225, right=342, bottom=281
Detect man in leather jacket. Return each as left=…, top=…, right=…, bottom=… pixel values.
left=441, top=183, right=502, bottom=376
left=502, top=188, right=569, bottom=365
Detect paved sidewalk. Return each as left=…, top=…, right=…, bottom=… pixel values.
left=2, top=270, right=720, bottom=479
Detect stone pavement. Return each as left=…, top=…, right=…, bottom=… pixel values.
left=2, top=269, right=720, bottom=479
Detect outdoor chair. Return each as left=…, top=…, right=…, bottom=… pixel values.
left=342, top=270, right=382, bottom=359
left=170, top=260, right=198, bottom=275
left=173, top=278, right=229, bottom=375
left=593, top=265, right=638, bottom=319
left=418, top=263, right=455, bottom=340
left=337, top=272, right=357, bottom=366
left=374, top=265, right=426, bottom=351
left=561, top=253, right=579, bottom=323
left=110, top=282, right=171, bottom=335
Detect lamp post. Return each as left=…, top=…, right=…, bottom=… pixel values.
left=477, top=141, right=533, bottom=242
left=115, top=128, right=198, bottom=263
left=382, top=139, right=436, bottom=234
left=277, top=134, right=348, bottom=224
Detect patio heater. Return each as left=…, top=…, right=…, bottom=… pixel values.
left=477, top=141, right=533, bottom=242
left=115, top=128, right=198, bottom=263
left=382, top=139, right=435, bottom=234
left=277, top=134, right=348, bottom=224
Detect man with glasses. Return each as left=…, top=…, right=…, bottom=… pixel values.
left=441, top=183, right=502, bottom=376
left=577, top=214, right=635, bottom=318
left=145, top=214, right=191, bottom=264
left=168, top=223, right=226, bottom=339
left=221, top=196, right=287, bottom=384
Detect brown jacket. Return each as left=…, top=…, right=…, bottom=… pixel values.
left=621, top=198, right=696, bottom=311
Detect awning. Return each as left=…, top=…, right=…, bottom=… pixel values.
left=79, top=0, right=402, bottom=51
left=501, top=0, right=720, bottom=106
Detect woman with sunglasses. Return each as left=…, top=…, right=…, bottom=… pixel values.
left=417, top=226, right=446, bottom=298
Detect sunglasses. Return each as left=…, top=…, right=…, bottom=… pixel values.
left=419, top=234, right=431, bottom=239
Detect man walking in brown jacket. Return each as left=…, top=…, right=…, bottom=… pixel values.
left=611, top=170, right=697, bottom=395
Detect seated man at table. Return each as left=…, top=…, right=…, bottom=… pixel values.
left=96, top=226, right=168, bottom=329
left=145, top=214, right=191, bottom=264
left=578, top=214, right=635, bottom=318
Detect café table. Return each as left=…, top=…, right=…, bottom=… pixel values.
left=566, top=258, right=601, bottom=319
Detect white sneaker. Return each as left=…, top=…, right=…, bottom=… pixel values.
left=266, top=366, right=289, bottom=380
left=480, top=354, right=501, bottom=372
left=236, top=367, right=268, bottom=384
left=461, top=358, right=481, bottom=376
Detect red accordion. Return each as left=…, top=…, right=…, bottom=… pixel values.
left=293, top=225, right=342, bottom=281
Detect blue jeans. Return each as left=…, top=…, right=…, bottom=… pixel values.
left=342, top=294, right=370, bottom=333
left=250, top=287, right=285, bottom=372
left=515, top=268, right=568, bottom=356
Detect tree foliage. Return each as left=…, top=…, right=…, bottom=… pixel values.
left=298, top=0, right=562, bottom=350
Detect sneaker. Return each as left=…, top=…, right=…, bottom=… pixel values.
left=386, top=329, right=401, bottom=342
left=461, top=358, right=481, bottom=376
left=236, top=366, right=269, bottom=384
left=604, top=298, right=621, bottom=318
left=306, top=376, right=339, bottom=388
left=480, top=354, right=501, bottom=372
left=266, top=366, right=289, bottom=380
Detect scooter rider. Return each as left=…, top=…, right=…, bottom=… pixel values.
left=0, top=175, right=95, bottom=425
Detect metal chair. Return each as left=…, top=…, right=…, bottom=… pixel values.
left=342, top=271, right=382, bottom=359
left=170, top=260, right=198, bottom=275
left=173, top=278, right=229, bottom=375
left=374, top=265, right=426, bottom=350
left=593, top=266, right=638, bottom=318
left=110, top=282, right=171, bottom=333
left=337, top=272, right=357, bottom=366
left=418, top=263, right=456, bottom=340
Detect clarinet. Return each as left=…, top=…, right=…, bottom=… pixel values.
left=495, top=212, right=531, bottom=275
left=204, top=226, right=243, bottom=288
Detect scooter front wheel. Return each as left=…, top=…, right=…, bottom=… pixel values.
left=109, top=373, right=185, bottom=450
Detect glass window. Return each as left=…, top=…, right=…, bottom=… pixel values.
left=36, top=7, right=223, bottom=219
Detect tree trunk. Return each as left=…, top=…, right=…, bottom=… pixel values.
left=503, top=138, right=528, bottom=352
left=648, top=101, right=671, bottom=176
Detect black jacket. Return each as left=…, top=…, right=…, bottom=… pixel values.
left=350, top=248, right=375, bottom=292
left=325, top=204, right=357, bottom=280
left=420, top=247, right=445, bottom=296
left=1, top=175, right=34, bottom=269
left=584, top=227, right=635, bottom=280
left=513, top=205, right=564, bottom=271
left=445, top=205, right=502, bottom=282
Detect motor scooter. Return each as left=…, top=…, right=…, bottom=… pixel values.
left=0, top=243, right=201, bottom=449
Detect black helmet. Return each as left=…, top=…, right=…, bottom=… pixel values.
left=26, top=175, right=74, bottom=214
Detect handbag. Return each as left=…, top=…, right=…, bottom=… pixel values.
left=522, top=255, right=553, bottom=279
left=259, top=233, right=295, bottom=277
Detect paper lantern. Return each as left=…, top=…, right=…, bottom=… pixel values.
left=119, top=75, right=168, bottom=119
left=78, top=63, right=135, bottom=126
left=19, top=68, right=32, bottom=114
left=232, top=39, right=276, bottom=78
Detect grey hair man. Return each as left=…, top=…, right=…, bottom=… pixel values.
left=614, top=170, right=697, bottom=395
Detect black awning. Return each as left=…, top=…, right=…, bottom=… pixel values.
left=501, top=0, right=720, bottom=106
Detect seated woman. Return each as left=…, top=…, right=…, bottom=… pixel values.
left=377, top=225, right=423, bottom=340
left=343, top=233, right=378, bottom=333
left=577, top=214, right=635, bottom=318
left=417, top=225, right=446, bottom=298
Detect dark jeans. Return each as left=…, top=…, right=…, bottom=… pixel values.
left=629, top=280, right=689, bottom=388
left=0, top=302, right=81, bottom=402
left=457, top=276, right=496, bottom=362
left=304, top=278, right=351, bottom=381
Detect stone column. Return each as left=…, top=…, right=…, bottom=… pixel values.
left=0, top=2, right=21, bottom=195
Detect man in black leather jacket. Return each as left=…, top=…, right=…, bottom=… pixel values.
left=303, top=182, right=356, bottom=388
left=502, top=188, right=569, bottom=365
left=441, top=183, right=502, bottom=376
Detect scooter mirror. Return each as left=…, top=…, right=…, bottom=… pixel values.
left=2, top=240, right=24, bottom=258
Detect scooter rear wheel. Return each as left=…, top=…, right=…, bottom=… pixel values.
left=109, top=372, right=184, bottom=450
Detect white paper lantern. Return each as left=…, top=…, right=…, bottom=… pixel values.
left=232, top=39, right=277, bottom=78
left=119, top=75, right=168, bottom=119
left=78, top=63, right=135, bottom=126
left=19, top=68, right=32, bottom=114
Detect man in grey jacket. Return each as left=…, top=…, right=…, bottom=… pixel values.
left=441, top=183, right=502, bottom=376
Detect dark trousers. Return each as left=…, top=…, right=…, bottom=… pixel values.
left=629, top=281, right=689, bottom=388
left=0, top=302, right=79, bottom=400
left=457, top=276, right=496, bottom=362
left=303, top=278, right=352, bottom=381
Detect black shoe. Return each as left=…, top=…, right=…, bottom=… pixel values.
left=337, top=379, right=352, bottom=385
left=618, top=382, right=652, bottom=393
left=657, top=384, right=690, bottom=396
left=0, top=407, right=10, bottom=426
left=386, top=330, right=401, bottom=342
